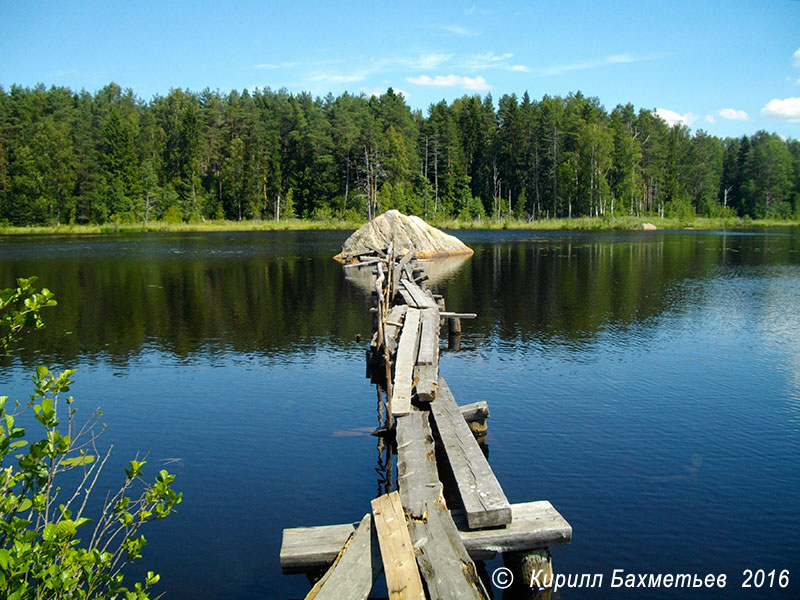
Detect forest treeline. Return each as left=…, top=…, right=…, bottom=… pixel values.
left=1, top=82, right=799, bottom=227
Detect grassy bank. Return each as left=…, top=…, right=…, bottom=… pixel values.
left=1, top=215, right=797, bottom=236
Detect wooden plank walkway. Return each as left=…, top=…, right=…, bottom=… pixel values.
left=303, top=513, right=381, bottom=600
left=396, top=412, right=442, bottom=519
left=392, top=308, right=421, bottom=417
left=431, top=377, right=512, bottom=529
left=280, top=500, right=572, bottom=572
left=281, top=249, right=571, bottom=598
left=371, top=492, right=426, bottom=600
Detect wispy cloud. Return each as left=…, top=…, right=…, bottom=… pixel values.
left=253, top=61, right=299, bottom=70
left=463, top=51, right=513, bottom=71
left=536, top=53, right=653, bottom=76
left=793, top=48, right=800, bottom=68
left=761, top=97, right=800, bottom=121
left=50, top=69, right=79, bottom=78
left=705, top=114, right=716, bottom=123
left=717, top=108, right=749, bottom=121
left=441, top=24, right=478, bottom=36
left=309, top=73, right=365, bottom=84
left=406, top=74, right=490, bottom=91
left=656, top=108, right=698, bottom=128
left=399, top=53, right=453, bottom=70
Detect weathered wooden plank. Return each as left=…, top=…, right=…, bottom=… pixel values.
left=383, top=305, right=408, bottom=356
left=413, top=364, right=438, bottom=403
left=397, top=287, right=416, bottom=307
left=400, top=278, right=438, bottom=309
left=453, top=501, right=572, bottom=556
left=416, top=308, right=440, bottom=365
left=391, top=308, right=421, bottom=417
left=393, top=253, right=415, bottom=301
left=396, top=413, right=442, bottom=519
left=459, top=401, right=490, bottom=423
left=439, top=311, right=477, bottom=319
left=304, top=513, right=381, bottom=600
left=430, top=377, right=512, bottom=529
left=371, top=492, right=425, bottom=600
left=407, top=501, right=490, bottom=600
left=280, top=501, right=571, bottom=571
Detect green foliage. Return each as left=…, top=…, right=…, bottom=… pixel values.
left=0, top=277, right=57, bottom=352
left=1, top=84, right=798, bottom=227
left=0, top=281, right=181, bottom=598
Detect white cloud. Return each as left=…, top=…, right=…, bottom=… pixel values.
left=539, top=53, right=652, bottom=76
left=253, top=61, right=299, bottom=70
left=607, top=53, right=636, bottom=64
left=761, top=97, right=800, bottom=121
left=441, top=24, right=476, bottom=35
left=656, top=108, right=698, bottom=127
left=403, top=53, right=452, bottom=70
left=705, top=114, right=716, bottom=123
left=462, top=52, right=532, bottom=73
left=406, top=74, right=490, bottom=90
left=308, top=72, right=365, bottom=84
left=793, top=48, right=800, bottom=68
left=717, top=108, right=749, bottom=121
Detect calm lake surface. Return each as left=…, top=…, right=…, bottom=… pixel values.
left=1, top=228, right=799, bottom=599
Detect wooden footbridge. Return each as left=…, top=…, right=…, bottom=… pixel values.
left=280, top=246, right=572, bottom=599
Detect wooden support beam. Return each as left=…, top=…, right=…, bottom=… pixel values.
left=396, top=413, right=442, bottom=519
left=439, top=312, right=477, bottom=320
left=304, top=513, right=381, bottom=600
left=371, top=492, right=426, bottom=600
left=430, top=377, right=512, bottom=529
left=392, top=308, right=421, bottom=417
left=459, top=401, right=489, bottom=423
left=407, top=501, right=490, bottom=600
left=280, top=501, right=571, bottom=572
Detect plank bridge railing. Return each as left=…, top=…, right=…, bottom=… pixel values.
left=280, top=247, right=572, bottom=599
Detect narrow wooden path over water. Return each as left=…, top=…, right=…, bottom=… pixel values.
left=280, top=246, right=572, bottom=599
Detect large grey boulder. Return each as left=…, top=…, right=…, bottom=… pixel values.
left=333, top=210, right=473, bottom=262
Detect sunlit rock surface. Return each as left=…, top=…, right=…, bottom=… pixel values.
left=333, top=210, right=473, bottom=262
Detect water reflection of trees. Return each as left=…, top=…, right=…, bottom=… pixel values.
left=1, top=231, right=797, bottom=364
left=431, top=233, right=800, bottom=348
left=1, top=250, right=372, bottom=365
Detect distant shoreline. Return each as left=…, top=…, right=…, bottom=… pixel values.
left=0, top=216, right=797, bottom=236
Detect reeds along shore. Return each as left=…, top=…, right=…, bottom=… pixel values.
left=1, top=215, right=797, bottom=236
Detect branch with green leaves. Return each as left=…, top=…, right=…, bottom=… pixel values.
left=1, top=279, right=181, bottom=599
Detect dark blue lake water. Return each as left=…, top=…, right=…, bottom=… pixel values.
left=1, top=228, right=798, bottom=598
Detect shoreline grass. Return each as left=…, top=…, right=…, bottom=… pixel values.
left=0, top=215, right=797, bottom=236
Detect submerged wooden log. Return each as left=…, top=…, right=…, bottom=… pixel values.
left=280, top=501, right=571, bottom=572
left=304, top=513, right=381, bottom=600
left=371, top=491, right=426, bottom=600
left=430, top=377, right=511, bottom=529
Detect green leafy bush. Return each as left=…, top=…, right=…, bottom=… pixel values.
left=1, top=280, right=181, bottom=599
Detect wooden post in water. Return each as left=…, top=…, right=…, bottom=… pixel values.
left=503, top=548, right=554, bottom=600
left=448, top=316, right=461, bottom=350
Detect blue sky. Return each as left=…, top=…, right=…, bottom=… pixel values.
left=2, top=0, right=799, bottom=139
